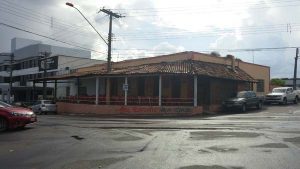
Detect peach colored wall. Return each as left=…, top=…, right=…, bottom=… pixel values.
left=75, top=51, right=270, bottom=95
left=192, top=53, right=233, bottom=65
left=209, top=104, right=222, bottom=112
left=238, top=61, right=270, bottom=94
left=76, top=52, right=194, bottom=73
left=57, top=102, right=203, bottom=116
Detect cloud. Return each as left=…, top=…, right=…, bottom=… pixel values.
left=1, top=0, right=300, bottom=78
left=153, top=42, right=185, bottom=53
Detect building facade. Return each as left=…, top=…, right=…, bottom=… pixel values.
left=40, top=51, right=270, bottom=116
left=281, top=78, right=300, bottom=89
left=0, top=38, right=105, bottom=102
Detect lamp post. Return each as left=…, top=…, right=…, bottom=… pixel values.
left=65, top=2, right=110, bottom=71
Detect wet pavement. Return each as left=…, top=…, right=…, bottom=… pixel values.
left=1, top=104, right=300, bottom=169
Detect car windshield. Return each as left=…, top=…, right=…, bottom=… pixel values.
left=237, top=92, right=247, bottom=98
left=272, top=89, right=286, bottom=93
left=0, top=101, right=12, bottom=108
left=44, top=101, right=55, bottom=104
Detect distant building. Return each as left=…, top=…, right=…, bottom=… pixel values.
left=0, top=38, right=105, bottom=102
left=281, top=78, right=300, bottom=89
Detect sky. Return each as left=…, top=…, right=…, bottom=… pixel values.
left=1, top=0, right=300, bottom=78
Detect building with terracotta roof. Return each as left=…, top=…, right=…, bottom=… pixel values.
left=38, top=51, right=270, bottom=116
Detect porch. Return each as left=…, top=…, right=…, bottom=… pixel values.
left=37, top=59, right=255, bottom=116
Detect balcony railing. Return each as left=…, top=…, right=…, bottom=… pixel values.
left=58, top=96, right=194, bottom=106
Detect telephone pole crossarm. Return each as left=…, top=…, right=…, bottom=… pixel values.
left=99, top=8, right=124, bottom=72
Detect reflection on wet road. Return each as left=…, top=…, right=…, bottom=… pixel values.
left=0, top=104, right=300, bottom=169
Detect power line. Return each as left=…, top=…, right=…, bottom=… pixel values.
left=0, top=0, right=108, bottom=45
left=110, top=46, right=299, bottom=56
left=110, top=0, right=300, bottom=11
left=0, top=22, right=106, bottom=55
left=113, top=0, right=300, bottom=17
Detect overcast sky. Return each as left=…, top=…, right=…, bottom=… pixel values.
left=1, top=0, right=300, bottom=78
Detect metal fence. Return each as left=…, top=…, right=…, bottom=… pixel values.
left=57, top=96, right=194, bottom=106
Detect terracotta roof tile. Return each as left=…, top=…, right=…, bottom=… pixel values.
left=40, top=60, right=255, bottom=82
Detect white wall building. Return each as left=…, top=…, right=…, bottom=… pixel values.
left=281, top=78, right=300, bottom=89
left=0, top=38, right=105, bottom=102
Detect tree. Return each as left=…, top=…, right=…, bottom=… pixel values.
left=271, top=78, right=285, bottom=86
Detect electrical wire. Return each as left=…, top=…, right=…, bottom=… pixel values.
left=0, top=0, right=108, bottom=46
left=0, top=22, right=106, bottom=55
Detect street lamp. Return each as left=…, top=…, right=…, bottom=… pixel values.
left=65, top=2, right=108, bottom=45
left=66, top=2, right=113, bottom=72
left=66, top=2, right=122, bottom=73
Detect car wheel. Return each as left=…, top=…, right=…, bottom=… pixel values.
left=257, top=102, right=263, bottom=109
left=241, top=104, right=246, bottom=112
left=0, top=117, right=8, bottom=132
left=38, top=109, right=42, bottom=115
left=294, top=97, right=298, bottom=104
left=283, top=98, right=287, bottom=105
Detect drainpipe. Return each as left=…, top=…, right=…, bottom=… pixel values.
left=159, top=75, right=162, bottom=106
left=95, top=77, right=99, bottom=105
left=124, top=77, right=128, bottom=106
left=194, top=75, right=197, bottom=107
left=105, top=77, right=110, bottom=105
left=54, top=80, right=57, bottom=102
left=77, top=78, right=79, bottom=103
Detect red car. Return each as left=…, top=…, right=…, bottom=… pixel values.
left=0, top=101, right=37, bottom=131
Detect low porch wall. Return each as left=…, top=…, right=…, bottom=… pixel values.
left=208, top=104, right=222, bottom=112
left=57, top=102, right=203, bottom=116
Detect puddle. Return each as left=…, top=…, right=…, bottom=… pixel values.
left=179, top=165, right=244, bottom=169
left=284, top=137, right=300, bottom=146
left=198, top=149, right=211, bottom=154
left=113, top=135, right=143, bottom=141
left=207, top=146, right=238, bottom=153
left=190, top=131, right=260, bottom=140
left=275, top=131, right=300, bottom=134
left=251, top=143, right=288, bottom=148
left=60, top=156, right=131, bottom=169
left=71, top=135, right=84, bottom=140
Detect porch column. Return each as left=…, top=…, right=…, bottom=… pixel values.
left=194, top=75, right=198, bottom=107
left=95, top=77, right=99, bottom=105
left=124, top=77, right=128, bottom=105
left=159, top=75, right=162, bottom=106
left=77, top=78, right=79, bottom=103
left=106, top=77, right=110, bottom=105
left=33, top=80, right=36, bottom=101
left=54, top=80, right=57, bottom=102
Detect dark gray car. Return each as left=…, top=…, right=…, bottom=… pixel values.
left=222, top=91, right=264, bottom=112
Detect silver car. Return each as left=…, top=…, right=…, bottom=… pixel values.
left=31, top=100, right=57, bottom=114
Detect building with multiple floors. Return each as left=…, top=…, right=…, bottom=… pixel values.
left=0, top=38, right=105, bottom=102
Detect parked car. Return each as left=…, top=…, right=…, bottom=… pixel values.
left=222, top=91, right=264, bottom=112
left=265, top=87, right=299, bottom=105
left=0, top=101, right=37, bottom=131
left=31, top=100, right=57, bottom=114
left=13, top=101, right=34, bottom=109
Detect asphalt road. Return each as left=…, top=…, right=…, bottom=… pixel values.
left=1, top=104, right=300, bottom=169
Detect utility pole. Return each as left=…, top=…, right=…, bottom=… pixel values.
left=40, top=52, right=51, bottom=99
left=0, top=53, right=14, bottom=103
left=9, top=53, right=14, bottom=103
left=293, top=48, right=299, bottom=90
left=99, top=8, right=123, bottom=72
